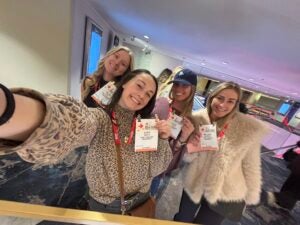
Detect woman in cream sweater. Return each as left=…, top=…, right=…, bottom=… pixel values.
left=174, top=82, right=268, bottom=225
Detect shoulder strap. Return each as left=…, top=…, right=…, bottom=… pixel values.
left=115, top=144, right=127, bottom=215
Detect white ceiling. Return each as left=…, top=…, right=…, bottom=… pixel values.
left=90, top=0, right=300, bottom=101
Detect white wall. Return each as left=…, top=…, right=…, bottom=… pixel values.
left=69, top=0, right=117, bottom=99
left=123, top=42, right=183, bottom=77
left=0, top=0, right=71, bottom=94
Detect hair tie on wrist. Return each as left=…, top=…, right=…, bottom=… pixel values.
left=0, top=83, right=15, bottom=126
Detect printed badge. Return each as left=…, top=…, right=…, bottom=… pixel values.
left=92, top=81, right=117, bottom=106
left=168, top=113, right=183, bottom=139
left=187, top=124, right=219, bottom=153
left=135, top=119, right=158, bottom=152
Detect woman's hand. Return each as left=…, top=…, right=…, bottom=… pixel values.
left=178, top=117, right=195, bottom=143
left=188, top=131, right=201, bottom=146
left=155, top=115, right=171, bottom=139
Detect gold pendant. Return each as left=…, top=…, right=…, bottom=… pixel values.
left=124, top=136, right=129, bottom=144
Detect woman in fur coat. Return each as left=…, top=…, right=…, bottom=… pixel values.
left=174, top=82, right=269, bottom=225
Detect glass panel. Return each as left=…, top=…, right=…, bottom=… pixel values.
left=86, top=25, right=102, bottom=75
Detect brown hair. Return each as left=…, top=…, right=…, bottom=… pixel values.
left=81, top=46, right=134, bottom=100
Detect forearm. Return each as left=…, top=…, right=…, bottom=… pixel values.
left=0, top=90, right=45, bottom=141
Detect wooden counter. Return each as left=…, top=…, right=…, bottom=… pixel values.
left=0, top=200, right=190, bottom=225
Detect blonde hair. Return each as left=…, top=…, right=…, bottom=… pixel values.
left=81, top=46, right=134, bottom=100
left=206, top=81, right=242, bottom=123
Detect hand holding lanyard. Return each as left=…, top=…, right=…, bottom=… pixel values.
left=187, top=123, right=229, bottom=153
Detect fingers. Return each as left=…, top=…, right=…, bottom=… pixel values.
left=180, top=117, right=195, bottom=140
left=156, top=119, right=171, bottom=139
left=155, top=114, right=159, bottom=122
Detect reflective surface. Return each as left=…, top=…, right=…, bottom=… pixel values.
left=156, top=147, right=300, bottom=225
left=1, top=145, right=300, bottom=224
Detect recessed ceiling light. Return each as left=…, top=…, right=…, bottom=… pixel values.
left=249, top=78, right=254, bottom=81
left=143, top=35, right=149, bottom=39
left=222, top=61, right=228, bottom=65
left=291, top=92, right=298, bottom=95
left=201, top=62, right=206, bottom=66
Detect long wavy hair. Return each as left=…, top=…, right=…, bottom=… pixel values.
left=107, top=69, right=158, bottom=118
left=206, top=81, right=242, bottom=124
left=81, top=46, right=134, bottom=100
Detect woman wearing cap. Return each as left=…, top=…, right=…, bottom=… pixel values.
left=150, top=68, right=198, bottom=199
left=174, top=82, right=268, bottom=225
left=81, top=46, right=134, bottom=107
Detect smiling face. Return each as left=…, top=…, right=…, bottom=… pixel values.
left=210, top=88, right=239, bottom=121
left=118, top=73, right=157, bottom=111
left=103, top=50, right=131, bottom=81
left=171, top=83, right=193, bottom=102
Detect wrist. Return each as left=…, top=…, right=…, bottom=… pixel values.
left=177, top=138, right=187, bottom=146
left=178, top=137, right=187, bottom=143
left=0, top=83, right=15, bottom=126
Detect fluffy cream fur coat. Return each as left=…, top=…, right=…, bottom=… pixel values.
left=182, top=109, right=269, bottom=205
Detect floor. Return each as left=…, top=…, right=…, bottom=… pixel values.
left=0, top=146, right=299, bottom=225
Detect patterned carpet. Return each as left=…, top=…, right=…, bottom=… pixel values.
left=0, top=147, right=299, bottom=225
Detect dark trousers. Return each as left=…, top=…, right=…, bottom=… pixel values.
left=275, top=172, right=300, bottom=210
left=174, top=190, right=224, bottom=225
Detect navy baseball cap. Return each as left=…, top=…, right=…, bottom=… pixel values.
left=168, top=68, right=198, bottom=86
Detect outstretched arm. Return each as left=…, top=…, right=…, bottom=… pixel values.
left=0, top=85, right=105, bottom=164
left=0, top=86, right=45, bottom=141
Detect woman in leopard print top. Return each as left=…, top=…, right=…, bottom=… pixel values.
left=0, top=69, right=172, bottom=214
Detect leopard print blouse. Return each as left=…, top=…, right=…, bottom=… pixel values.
left=0, top=88, right=172, bottom=204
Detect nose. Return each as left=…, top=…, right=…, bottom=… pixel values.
left=114, top=61, right=119, bottom=70
left=138, top=91, right=148, bottom=101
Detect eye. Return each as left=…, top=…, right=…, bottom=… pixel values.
left=216, top=96, right=224, bottom=101
left=228, top=100, right=237, bottom=104
left=137, top=83, right=143, bottom=89
left=146, top=92, right=152, bottom=98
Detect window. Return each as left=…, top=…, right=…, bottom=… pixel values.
left=277, top=103, right=292, bottom=116
left=82, top=17, right=103, bottom=78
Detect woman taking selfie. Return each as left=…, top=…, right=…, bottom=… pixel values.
left=0, top=69, right=172, bottom=215
left=174, top=82, right=268, bottom=225
left=81, top=46, right=134, bottom=107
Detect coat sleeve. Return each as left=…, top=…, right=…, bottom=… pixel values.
left=0, top=88, right=105, bottom=165
left=242, top=141, right=262, bottom=205
left=242, top=117, right=269, bottom=205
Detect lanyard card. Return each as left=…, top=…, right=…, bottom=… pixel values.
left=135, top=119, right=158, bottom=152
left=92, top=81, right=117, bottom=106
left=169, top=114, right=183, bottom=139
left=187, top=124, right=218, bottom=153
left=199, top=124, right=218, bottom=151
